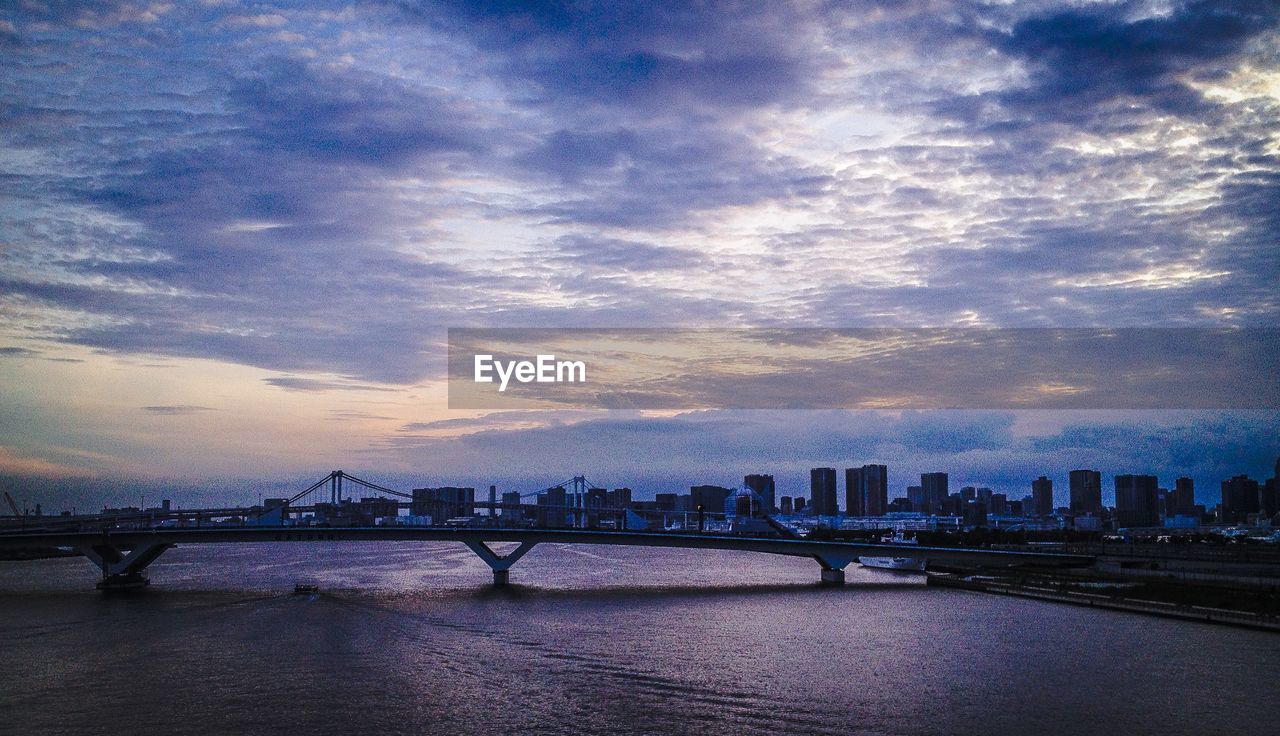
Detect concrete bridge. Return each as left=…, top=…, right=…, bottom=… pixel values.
left=0, top=526, right=1093, bottom=590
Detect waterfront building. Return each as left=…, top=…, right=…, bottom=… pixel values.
left=691, top=485, right=733, bottom=514
left=1220, top=475, right=1260, bottom=524
left=743, top=475, right=776, bottom=513
left=906, top=485, right=925, bottom=511
left=1114, top=474, right=1159, bottom=528
left=411, top=487, right=475, bottom=521
left=1032, top=476, right=1053, bottom=517
left=846, top=464, right=888, bottom=517
left=1170, top=477, right=1195, bottom=516
left=921, top=473, right=948, bottom=515
left=810, top=468, right=838, bottom=516
left=1069, top=470, right=1103, bottom=515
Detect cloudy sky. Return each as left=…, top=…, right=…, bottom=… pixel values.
left=1, top=0, right=1277, bottom=510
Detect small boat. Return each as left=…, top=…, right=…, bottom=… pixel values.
left=293, top=583, right=320, bottom=594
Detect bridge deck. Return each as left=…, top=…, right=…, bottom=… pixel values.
left=0, top=525, right=1093, bottom=566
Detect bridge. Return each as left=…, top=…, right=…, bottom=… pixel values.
left=0, top=471, right=1095, bottom=590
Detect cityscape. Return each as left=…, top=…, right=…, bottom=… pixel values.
left=66, top=456, right=1279, bottom=540
left=3, top=0, right=1279, bottom=734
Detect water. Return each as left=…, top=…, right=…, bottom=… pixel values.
left=2, top=542, right=1278, bottom=735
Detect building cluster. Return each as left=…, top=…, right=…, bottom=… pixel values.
left=77, top=457, right=1279, bottom=537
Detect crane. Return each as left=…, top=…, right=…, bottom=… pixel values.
left=2, top=491, right=21, bottom=516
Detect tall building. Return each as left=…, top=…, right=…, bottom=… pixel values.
left=1262, top=457, right=1280, bottom=519
left=743, top=475, right=776, bottom=513
left=906, top=485, right=925, bottom=512
left=845, top=467, right=864, bottom=517
left=845, top=464, right=889, bottom=517
left=1170, top=477, right=1195, bottom=516
left=1220, top=475, right=1260, bottom=524
left=1114, top=474, right=1159, bottom=528
left=1069, top=470, right=1103, bottom=515
left=1031, top=476, right=1053, bottom=517
left=921, top=472, right=948, bottom=515
left=410, top=486, right=475, bottom=522
left=810, top=468, right=838, bottom=517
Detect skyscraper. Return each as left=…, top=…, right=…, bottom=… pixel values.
left=1220, top=475, right=1260, bottom=524
left=1170, top=477, right=1195, bottom=516
left=810, top=468, right=838, bottom=517
left=743, top=474, right=776, bottom=514
left=906, top=485, right=925, bottom=512
left=1031, top=476, right=1053, bottom=517
left=845, top=467, right=864, bottom=517
left=846, top=465, right=888, bottom=517
left=1114, top=474, right=1159, bottom=528
left=1069, top=470, right=1102, bottom=515
left=921, top=472, right=948, bottom=515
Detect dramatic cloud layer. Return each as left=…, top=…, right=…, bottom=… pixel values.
left=1, top=1, right=1277, bottom=497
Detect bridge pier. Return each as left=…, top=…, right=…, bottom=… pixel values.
left=813, top=551, right=856, bottom=587
left=97, top=571, right=151, bottom=591
left=463, top=541, right=537, bottom=586
left=78, top=538, right=173, bottom=592
left=820, top=568, right=845, bottom=586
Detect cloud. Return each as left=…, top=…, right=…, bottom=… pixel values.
left=0, top=346, right=40, bottom=357
left=263, top=377, right=400, bottom=392
left=0, top=446, right=96, bottom=478
left=988, top=0, right=1280, bottom=126
left=141, top=405, right=216, bottom=415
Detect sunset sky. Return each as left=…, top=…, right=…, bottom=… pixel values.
left=2, top=1, right=1277, bottom=510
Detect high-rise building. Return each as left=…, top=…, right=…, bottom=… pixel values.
left=1114, top=474, right=1159, bottom=528
left=1262, top=458, right=1280, bottom=519
left=921, top=472, right=948, bottom=515
left=1032, top=476, right=1053, bottom=517
left=1170, top=477, right=1195, bottom=516
left=863, top=465, right=888, bottom=517
left=989, top=493, right=1008, bottom=516
left=810, top=468, right=838, bottom=517
left=845, top=467, right=864, bottom=517
left=1069, top=470, right=1103, bottom=515
left=845, top=465, right=888, bottom=517
left=779, top=496, right=793, bottom=515
left=743, top=475, right=776, bottom=513
left=906, top=485, right=925, bottom=512
left=1220, top=475, right=1260, bottom=524
left=411, top=486, right=475, bottom=522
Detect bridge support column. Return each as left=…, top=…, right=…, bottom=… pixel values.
left=464, top=541, right=537, bottom=586
left=820, top=568, right=845, bottom=586
left=77, top=538, right=174, bottom=592
left=813, top=551, right=857, bottom=587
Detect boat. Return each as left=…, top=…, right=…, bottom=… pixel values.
left=293, top=583, right=320, bottom=594
left=857, top=556, right=926, bottom=572
left=858, top=531, right=926, bottom=572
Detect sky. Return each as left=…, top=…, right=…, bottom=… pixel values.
left=1, top=0, right=1278, bottom=511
